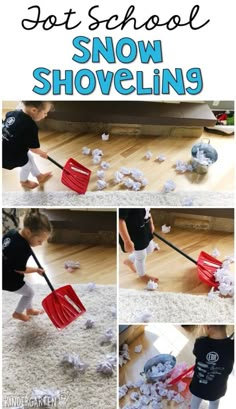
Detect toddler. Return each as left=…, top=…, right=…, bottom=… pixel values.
left=190, top=325, right=234, bottom=409
left=2, top=208, right=52, bottom=321
left=2, top=101, right=53, bottom=189
left=119, top=208, right=159, bottom=282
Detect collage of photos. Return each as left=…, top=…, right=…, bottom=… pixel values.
left=1, top=100, right=235, bottom=409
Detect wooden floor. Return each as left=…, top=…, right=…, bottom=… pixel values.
left=25, top=241, right=117, bottom=286
left=2, top=116, right=234, bottom=193
left=119, top=325, right=234, bottom=409
left=119, top=227, right=234, bottom=294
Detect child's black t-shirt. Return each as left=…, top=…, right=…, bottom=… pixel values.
left=189, top=336, right=234, bottom=401
left=119, top=208, right=153, bottom=251
left=2, top=110, right=40, bottom=169
left=2, top=229, right=32, bottom=291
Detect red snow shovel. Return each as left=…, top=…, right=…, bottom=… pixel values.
left=31, top=250, right=86, bottom=330
left=153, top=232, right=222, bottom=288
left=48, top=156, right=91, bottom=194
left=167, top=365, right=195, bottom=386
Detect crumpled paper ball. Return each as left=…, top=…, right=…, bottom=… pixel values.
left=135, top=311, right=152, bottom=323
left=156, top=154, right=166, bottom=162
left=130, top=391, right=140, bottom=401
left=100, top=328, right=114, bottom=345
left=119, top=385, right=128, bottom=399
left=161, top=224, right=171, bottom=233
left=181, top=197, right=193, bottom=206
left=212, top=248, right=221, bottom=258
left=214, top=265, right=234, bottom=297
left=131, top=168, right=144, bottom=181
left=84, top=319, right=95, bottom=329
left=64, top=260, right=80, bottom=271
left=114, top=171, right=124, bottom=184
left=101, top=132, right=109, bottom=141
left=123, top=178, right=135, bottom=189
left=175, top=160, right=193, bottom=173
left=97, top=170, right=105, bottom=179
left=145, top=151, right=152, bottom=160
left=224, top=255, right=235, bottom=264
left=134, top=344, right=143, bottom=353
left=147, top=361, right=173, bottom=378
left=132, top=182, right=142, bottom=191
left=119, top=343, right=131, bottom=367
left=163, top=180, right=176, bottom=193
left=146, top=280, right=158, bottom=291
left=61, top=353, right=89, bottom=372
left=96, top=361, right=114, bottom=376
left=119, top=167, right=131, bottom=175
left=86, top=282, right=96, bottom=291
left=92, top=148, right=103, bottom=157
left=177, top=381, right=187, bottom=393
left=101, top=161, right=110, bottom=170
left=140, top=178, right=148, bottom=187
left=92, top=155, right=102, bottom=164
left=207, top=287, right=220, bottom=300
left=97, top=179, right=107, bottom=190
left=82, top=146, right=91, bottom=155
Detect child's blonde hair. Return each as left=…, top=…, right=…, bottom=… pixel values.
left=23, top=209, right=52, bottom=235
left=21, top=101, right=54, bottom=111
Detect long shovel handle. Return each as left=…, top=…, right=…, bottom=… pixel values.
left=153, top=232, right=197, bottom=265
left=30, top=250, right=55, bottom=292
left=48, top=155, right=89, bottom=176
left=47, top=155, right=64, bottom=171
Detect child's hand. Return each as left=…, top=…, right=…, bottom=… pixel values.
left=124, top=239, right=135, bottom=253
left=40, top=151, right=48, bottom=159
left=149, top=218, right=155, bottom=233
left=37, top=268, right=45, bottom=275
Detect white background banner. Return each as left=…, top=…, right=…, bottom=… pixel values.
left=1, top=0, right=235, bottom=100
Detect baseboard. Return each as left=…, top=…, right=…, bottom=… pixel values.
left=39, top=119, right=203, bottom=138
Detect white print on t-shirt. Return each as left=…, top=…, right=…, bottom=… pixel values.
left=144, top=208, right=151, bottom=219
left=206, top=351, right=219, bottom=363
left=2, top=237, right=11, bottom=248
left=5, top=117, right=15, bottom=127
left=197, top=358, right=224, bottom=384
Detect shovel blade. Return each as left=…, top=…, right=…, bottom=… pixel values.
left=197, top=251, right=222, bottom=288
left=42, top=285, right=86, bottom=330
left=61, top=158, right=91, bottom=194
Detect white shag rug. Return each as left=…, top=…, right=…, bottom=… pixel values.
left=2, top=284, right=117, bottom=409
left=119, top=288, right=234, bottom=323
left=2, top=190, right=234, bottom=207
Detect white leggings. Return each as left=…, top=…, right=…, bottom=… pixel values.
left=128, top=240, right=156, bottom=276
left=191, top=394, right=220, bottom=409
left=20, top=151, right=40, bottom=182
left=14, top=283, right=35, bottom=313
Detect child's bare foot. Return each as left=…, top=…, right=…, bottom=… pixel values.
left=37, top=172, right=52, bottom=184
left=139, top=274, right=159, bottom=283
left=20, top=180, right=39, bottom=189
left=26, top=308, right=44, bottom=316
left=124, top=259, right=136, bottom=273
left=12, top=312, right=31, bottom=321
left=153, top=243, right=160, bottom=251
